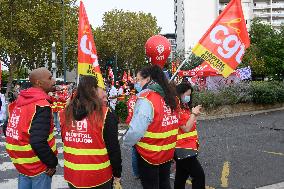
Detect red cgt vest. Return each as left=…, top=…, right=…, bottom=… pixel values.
left=136, top=91, right=180, bottom=165
left=5, top=100, right=57, bottom=176
left=176, top=108, right=199, bottom=151
left=60, top=107, right=113, bottom=188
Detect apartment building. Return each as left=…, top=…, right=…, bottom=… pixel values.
left=175, top=0, right=284, bottom=55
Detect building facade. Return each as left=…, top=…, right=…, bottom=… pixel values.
left=175, top=0, right=284, bottom=55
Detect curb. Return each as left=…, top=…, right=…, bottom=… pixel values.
left=198, top=106, right=284, bottom=121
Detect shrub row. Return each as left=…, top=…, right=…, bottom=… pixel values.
left=115, top=81, right=284, bottom=121
left=192, top=81, right=284, bottom=108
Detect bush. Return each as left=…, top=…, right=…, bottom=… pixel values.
left=115, top=100, right=128, bottom=123
left=250, top=81, right=284, bottom=104
left=192, top=81, right=284, bottom=108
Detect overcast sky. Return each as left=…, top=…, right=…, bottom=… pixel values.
left=80, top=0, right=175, bottom=34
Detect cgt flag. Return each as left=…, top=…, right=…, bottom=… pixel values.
left=192, top=0, right=250, bottom=78
left=78, top=1, right=104, bottom=88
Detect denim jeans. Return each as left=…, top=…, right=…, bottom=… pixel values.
left=53, top=112, right=60, bottom=132
left=18, top=172, right=52, bottom=189
left=132, top=147, right=139, bottom=177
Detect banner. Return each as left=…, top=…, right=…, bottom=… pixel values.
left=192, top=0, right=250, bottom=78
left=236, top=66, right=251, bottom=80
left=78, top=1, right=104, bottom=88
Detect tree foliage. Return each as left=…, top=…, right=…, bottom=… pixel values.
left=94, top=9, right=161, bottom=75
left=0, top=0, right=78, bottom=92
left=243, top=18, right=284, bottom=80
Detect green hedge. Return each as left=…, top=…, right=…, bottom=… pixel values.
left=115, top=100, right=128, bottom=123
left=192, top=81, right=284, bottom=108
left=115, top=81, right=284, bottom=122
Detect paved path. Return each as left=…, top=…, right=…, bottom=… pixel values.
left=1, top=110, right=284, bottom=188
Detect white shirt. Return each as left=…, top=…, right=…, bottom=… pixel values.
left=108, top=86, right=118, bottom=110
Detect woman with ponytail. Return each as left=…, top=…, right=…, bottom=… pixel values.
left=124, top=65, right=179, bottom=189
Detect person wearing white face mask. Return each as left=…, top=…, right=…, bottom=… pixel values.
left=124, top=65, right=179, bottom=189
left=174, top=82, right=205, bottom=189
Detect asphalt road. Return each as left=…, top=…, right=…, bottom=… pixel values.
left=0, top=110, right=284, bottom=189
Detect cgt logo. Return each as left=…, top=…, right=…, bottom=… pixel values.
left=10, top=108, right=21, bottom=129
left=209, top=19, right=245, bottom=64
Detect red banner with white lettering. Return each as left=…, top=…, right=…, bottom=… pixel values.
left=78, top=1, right=104, bottom=88
left=192, top=0, right=250, bottom=78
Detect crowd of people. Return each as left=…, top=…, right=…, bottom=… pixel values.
left=1, top=65, right=205, bottom=189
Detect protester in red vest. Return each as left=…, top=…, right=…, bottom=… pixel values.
left=175, top=82, right=204, bottom=189
left=124, top=65, right=179, bottom=189
left=5, top=67, right=58, bottom=189
left=59, top=76, right=122, bottom=189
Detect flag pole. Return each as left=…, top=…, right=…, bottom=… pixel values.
left=170, top=52, right=192, bottom=81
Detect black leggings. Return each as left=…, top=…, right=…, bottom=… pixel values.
left=174, top=156, right=205, bottom=189
left=137, top=154, right=172, bottom=189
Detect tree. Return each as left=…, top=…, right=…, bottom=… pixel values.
left=93, top=9, right=161, bottom=77
left=243, top=18, right=284, bottom=80
left=172, top=49, right=203, bottom=71
left=0, top=0, right=78, bottom=93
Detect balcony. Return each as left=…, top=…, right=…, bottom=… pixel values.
left=254, top=12, right=270, bottom=17
left=253, top=5, right=270, bottom=10
left=271, top=22, right=283, bottom=26
left=272, top=13, right=284, bottom=17
left=271, top=3, right=284, bottom=9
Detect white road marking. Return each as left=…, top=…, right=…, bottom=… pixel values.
left=0, top=129, right=126, bottom=187
left=118, top=129, right=127, bottom=134
left=0, top=162, right=15, bottom=171
left=256, top=182, right=284, bottom=189
left=0, top=142, right=5, bottom=147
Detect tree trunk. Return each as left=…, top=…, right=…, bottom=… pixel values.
left=6, top=55, right=16, bottom=96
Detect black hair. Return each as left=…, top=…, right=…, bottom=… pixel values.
left=176, top=82, right=193, bottom=109
left=139, top=65, right=177, bottom=111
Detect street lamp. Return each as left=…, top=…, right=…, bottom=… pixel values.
left=62, top=0, right=66, bottom=83
left=50, top=0, right=66, bottom=83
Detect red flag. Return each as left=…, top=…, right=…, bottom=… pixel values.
left=192, top=0, right=250, bottom=78
left=171, top=62, right=176, bottom=74
left=108, top=67, right=114, bottom=79
left=122, top=71, right=127, bottom=83
left=78, top=1, right=104, bottom=88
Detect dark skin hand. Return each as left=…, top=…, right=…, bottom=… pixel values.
left=46, top=168, right=56, bottom=177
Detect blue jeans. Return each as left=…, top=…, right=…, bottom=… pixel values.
left=18, top=173, right=52, bottom=189
left=53, top=112, right=60, bottom=132
left=132, top=147, right=139, bottom=177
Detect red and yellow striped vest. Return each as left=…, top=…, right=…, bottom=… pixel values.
left=136, top=91, right=179, bottom=165
left=59, top=107, right=112, bottom=188
left=5, top=100, right=57, bottom=176
left=176, top=108, right=199, bottom=151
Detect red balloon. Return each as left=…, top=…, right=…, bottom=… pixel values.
left=145, top=35, right=171, bottom=68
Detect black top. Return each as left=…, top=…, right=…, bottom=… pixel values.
left=29, top=106, right=58, bottom=168
left=103, top=108, right=122, bottom=178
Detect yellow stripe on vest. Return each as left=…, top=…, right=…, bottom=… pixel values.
left=137, top=142, right=176, bottom=152
left=64, top=146, right=108, bottom=156
left=144, top=129, right=178, bottom=139
left=6, top=133, right=55, bottom=151
left=64, top=160, right=111, bottom=171
left=11, top=156, right=40, bottom=164
left=177, top=131, right=197, bottom=140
